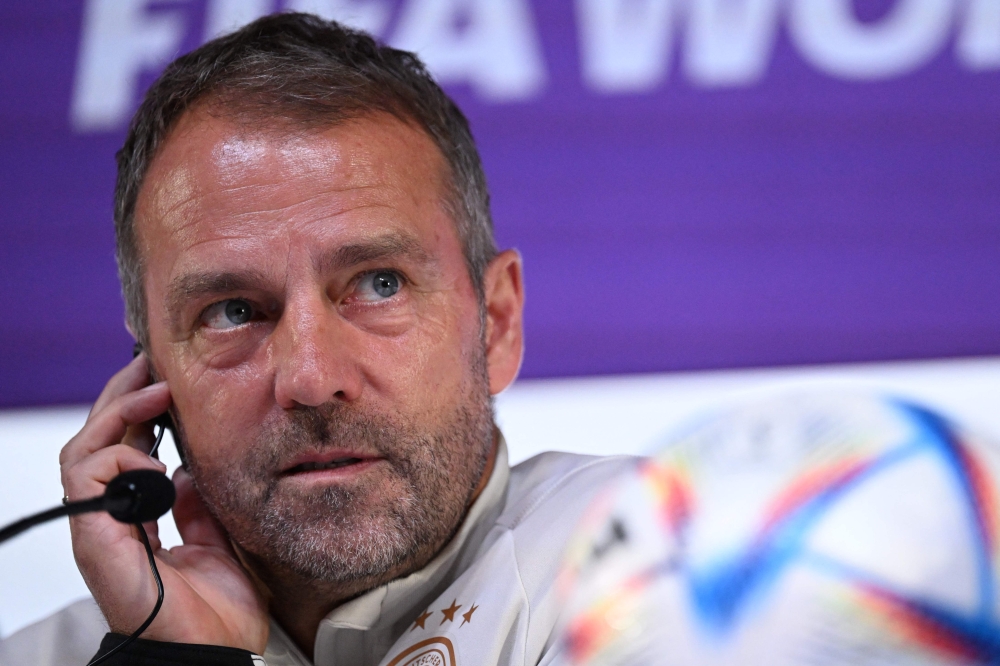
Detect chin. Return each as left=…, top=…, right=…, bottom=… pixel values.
left=223, top=479, right=444, bottom=586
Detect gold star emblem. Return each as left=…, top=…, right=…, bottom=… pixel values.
left=460, top=604, right=478, bottom=626
left=411, top=609, right=433, bottom=631
left=440, top=599, right=462, bottom=624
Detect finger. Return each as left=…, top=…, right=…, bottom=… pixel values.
left=60, top=382, right=171, bottom=469
left=64, top=446, right=170, bottom=558
left=89, top=354, right=151, bottom=417
left=141, top=520, right=163, bottom=552
left=63, top=443, right=168, bottom=502
left=122, top=421, right=158, bottom=455
left=172, top=468, right=234, bottom=553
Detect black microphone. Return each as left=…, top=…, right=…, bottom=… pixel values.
left=0, top=470, right=176, bottom=665
left=0, top=469, right=176, bottom=545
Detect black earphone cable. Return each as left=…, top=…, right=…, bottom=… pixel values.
left=86, top=522, right=164, bottom=666
left=148, top=422, right=166, bottom=458
left=87, top=423, right=168, bottom=666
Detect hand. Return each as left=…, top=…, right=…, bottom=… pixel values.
left=59, top=355, right=269, bottom=652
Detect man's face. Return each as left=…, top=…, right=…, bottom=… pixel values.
left=135, top=109, right=504, bottom=588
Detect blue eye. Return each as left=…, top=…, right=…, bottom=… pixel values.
left=225, top=300, right=253, bottom=324
left=354, top=271, right=402, bottom=302
left=202, top=299, right=257, bottom=329
left=372, top=272, right=399, bottom=298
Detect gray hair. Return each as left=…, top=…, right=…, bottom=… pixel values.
left=114, top=12, right=497, bottom=346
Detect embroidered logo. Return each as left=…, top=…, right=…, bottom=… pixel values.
left=385, top=636, right=456, bottom=666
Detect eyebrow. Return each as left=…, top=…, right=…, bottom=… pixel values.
left=313, top=231, right=433, bottom=275
left=166, top=269, right=271, bottom=316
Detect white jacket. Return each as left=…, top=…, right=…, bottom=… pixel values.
left=0, top=441, right=635, bottom=666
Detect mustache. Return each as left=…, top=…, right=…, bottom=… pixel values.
left=246, top=402, right=417, bottom=474
left=189, top=400, right=425, bottom=518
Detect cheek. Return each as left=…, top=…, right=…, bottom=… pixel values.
left=171, top=359, right=274, bottom=463
left=365, top=301, right=482, bottom=408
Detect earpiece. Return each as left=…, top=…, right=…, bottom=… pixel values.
left=131, top=343, right=186, bottom=466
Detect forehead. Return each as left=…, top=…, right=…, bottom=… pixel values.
left=134, top=108, right=454, bottom=262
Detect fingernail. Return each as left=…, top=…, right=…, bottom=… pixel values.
left=140, top=381, right=167, bottom=392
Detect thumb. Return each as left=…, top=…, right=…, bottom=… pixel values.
left=172, top=468, right=232, bottom=552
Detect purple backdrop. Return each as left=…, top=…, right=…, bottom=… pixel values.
left=1, top=0, right=998, bottom=408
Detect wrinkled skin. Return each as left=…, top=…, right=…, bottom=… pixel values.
left=59, top=109, right=524, bottom=658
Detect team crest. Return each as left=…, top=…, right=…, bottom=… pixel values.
left=385, top=637, right=456, bottom=666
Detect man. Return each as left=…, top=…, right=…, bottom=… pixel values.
left=0, top=12, right=632, bottom=666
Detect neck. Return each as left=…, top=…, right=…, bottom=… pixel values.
left=253, top=435, right=500, bottom=659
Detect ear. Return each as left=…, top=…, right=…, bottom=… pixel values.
left=482, top=249, right=525, bottom=395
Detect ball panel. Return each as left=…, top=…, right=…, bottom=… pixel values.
left=552, top=393, right=1000, bottom=665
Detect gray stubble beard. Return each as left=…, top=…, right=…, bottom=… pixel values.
left=185, top=352, right=495, bottom=588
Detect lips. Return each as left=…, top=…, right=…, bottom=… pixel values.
left=286, top=457, right=364, bottom=473
left=281, top=451, right=379, bottom=476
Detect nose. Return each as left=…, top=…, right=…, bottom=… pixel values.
left=272, top=293, right=363, bottom=409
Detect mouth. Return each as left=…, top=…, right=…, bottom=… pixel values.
left=281, top=452, right=381, bottom=477
left=285, top=457, right=366, bottom=474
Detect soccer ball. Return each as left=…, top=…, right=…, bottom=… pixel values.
left=552, top=393, right=1000, bottom=665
